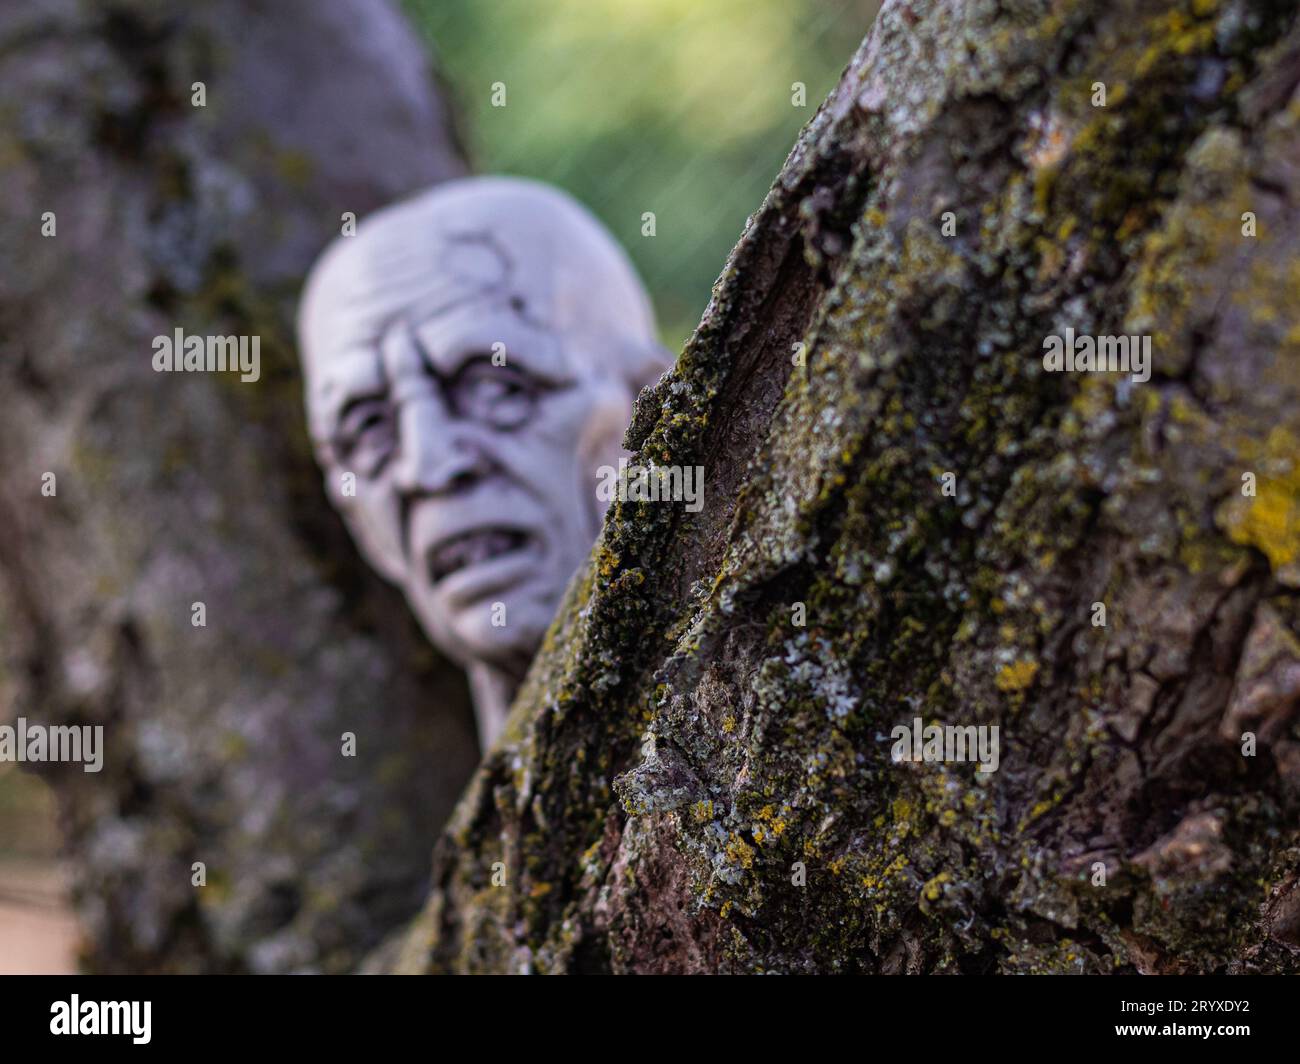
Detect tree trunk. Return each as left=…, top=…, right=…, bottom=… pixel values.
left=0, top=0, right=479, bottom=973
left=395, top=0, right=1300, bottom=974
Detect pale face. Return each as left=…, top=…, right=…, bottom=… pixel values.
left=300, top=178, right=668, bottom=693
left=310, top=276, right=634, bottom=676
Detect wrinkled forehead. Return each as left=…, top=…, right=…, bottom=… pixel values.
left=304, top=225, right=555, bottom=358
left=313, top=294, right=570, bottom=430
left=306, top=253, right=565, bottom=439
left=299, top=179, right=657, bottom=439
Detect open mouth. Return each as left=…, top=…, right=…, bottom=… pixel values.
left=426, top=529, right=532, bottom=585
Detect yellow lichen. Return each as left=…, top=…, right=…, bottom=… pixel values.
left=996, top=659, right=1040, bottom=693
left=1219, top=441, right=1300, bottom=578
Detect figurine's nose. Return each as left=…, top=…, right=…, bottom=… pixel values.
left=391, top=394, right=489, bottom=496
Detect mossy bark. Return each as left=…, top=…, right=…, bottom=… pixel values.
left=0, top=0, right=479, bottom=972
left=396, top=0, right=1300, bottom=973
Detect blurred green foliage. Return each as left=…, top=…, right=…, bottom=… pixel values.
left=404, top=0, right=878, bottom=351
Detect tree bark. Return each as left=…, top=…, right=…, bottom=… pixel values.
left=395, top=0, right=1300, bottom=974
left=0, top=0, right=479, bottom=973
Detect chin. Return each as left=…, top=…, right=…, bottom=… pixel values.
left=446, top=604, right=551, bottom=673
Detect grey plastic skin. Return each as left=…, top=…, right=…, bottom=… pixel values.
left=298, top=177, right=670, bottom=749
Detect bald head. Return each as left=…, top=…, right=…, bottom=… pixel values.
left=297, top=177, right=670, bottom=748
left=299, top=176, right=663, bottom=443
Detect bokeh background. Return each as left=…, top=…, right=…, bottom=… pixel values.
left=405, top=0, right=878, bottom=348
left=0, top=0, right=876, bottom=972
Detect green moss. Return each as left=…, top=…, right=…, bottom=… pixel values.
left=416, top=0, right=1300, bottom=974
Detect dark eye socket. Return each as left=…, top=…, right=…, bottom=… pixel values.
left=452, top=357, right=525, bottom=384
left=448, top=357, right=542, bottom=428
left=335, top=397, right=395, bottom=473
left=460, top=361, right=524, bottom=393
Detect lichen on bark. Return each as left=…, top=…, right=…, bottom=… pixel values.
left=396, top=0, right=1300, bottom=974
left=0, top=0, right=478, bottom=973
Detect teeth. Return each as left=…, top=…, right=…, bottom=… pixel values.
left=428, top=530, right=528, bottom=583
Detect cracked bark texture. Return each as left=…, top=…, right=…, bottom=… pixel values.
left=394, top=0, right=1300, bottom=974
left=0, top=0, right=479, bottom=972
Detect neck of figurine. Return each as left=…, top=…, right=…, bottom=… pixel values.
left=468, top=662, right=521, bottom=752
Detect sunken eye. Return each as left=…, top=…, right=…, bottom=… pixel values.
left=336, top=398, right=395, bottom=474
left=449, top=360, right=540, bottom=429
